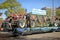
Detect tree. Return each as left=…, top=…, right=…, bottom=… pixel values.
left=46, top=8, right=51, bottom=16
left=19, top=8, right=26, bottom=15
left=41, top=7, right=52, bottom=16
left=56, top=7, right=60, bottom=17
left=0, top=0, right=23, bottom=17
left=0, top=0, right=21, bottom=9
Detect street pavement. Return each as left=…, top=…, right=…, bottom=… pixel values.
left=0, top=32, right=60, bottom=40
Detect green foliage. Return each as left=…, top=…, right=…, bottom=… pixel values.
left=46, top=8, right=51, bottom=16
left=5, top=11, right=11, bottom=17
left=1, top=0, right=21, bottom=9
left=0, top=0, right=25, bottom=16
left=18, top=8, right=26, bottom=15
left=0, top=18, right=3, bottom=20
left=56, top=9, right=60, bottom=17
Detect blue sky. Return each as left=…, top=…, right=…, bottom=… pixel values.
left=0, top=0, right=60, bottom=20
left=17, top=0, right=60, bottom=12
left=0, top=9, right=7, bottom=20
left=0, top=0, right=60, bottom=12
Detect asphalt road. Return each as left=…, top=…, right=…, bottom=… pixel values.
left=0, top=32, right=60, bottom=40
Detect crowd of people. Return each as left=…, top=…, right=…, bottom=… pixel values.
left=1, top=14, right=32, bottom=29
left=44, top=16, right=60, bottom=27
left=1, top=13, right=60, bottom=30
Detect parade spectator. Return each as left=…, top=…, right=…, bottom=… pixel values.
left=26, top=14, right=31, bottom=28
left=1, top=18, right=10, bottom=31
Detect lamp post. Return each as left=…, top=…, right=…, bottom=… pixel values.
left=51, top=0, right=56, bottom=24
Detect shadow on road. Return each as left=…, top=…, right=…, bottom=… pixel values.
left=0, top=32, right=60, bottom=40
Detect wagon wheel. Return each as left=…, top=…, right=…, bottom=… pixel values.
left=19, top=22, right=25, bottom=28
